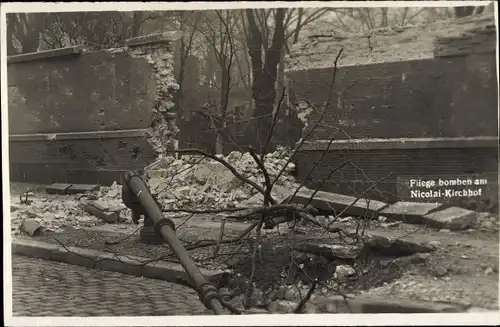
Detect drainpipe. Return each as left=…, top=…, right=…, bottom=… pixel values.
left=121, top=171, right=226, bottom=315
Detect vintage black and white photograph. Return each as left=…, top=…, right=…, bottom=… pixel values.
left=2, top=1, right=499, bottom=324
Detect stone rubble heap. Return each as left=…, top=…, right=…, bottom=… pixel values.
left=142, top=146, right=297, bottom=210
left=10, top=196, right=105, bottom=235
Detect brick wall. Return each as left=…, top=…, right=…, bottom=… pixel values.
left=289, top=41, right=498, bottom=211
left=8, top=48, right=156, bottom=134
left=287, top=54, right=498, bottom=140
left=8, top=35, right=178, bottom=186
left=9, top=134, right=156, bottom=185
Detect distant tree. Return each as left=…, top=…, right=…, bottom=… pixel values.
left=454, top=6, right=485, bottom=17
left=7, top=13, right=48, bottom=54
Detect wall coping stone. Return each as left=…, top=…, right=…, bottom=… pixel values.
left=301, top=136, right=499, bottom=151
left=7, top=46, right=82, bottom=64
left=9, top=129, right=150, bottom=142
left=126, top=31, right=182, bottom=47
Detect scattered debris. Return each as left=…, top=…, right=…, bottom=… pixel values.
left=101, top=147, right=298, bottom=210
left=10, top=195, right=105, bottom=235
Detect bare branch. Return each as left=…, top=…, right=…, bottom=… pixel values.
left=170, top=148, right=269, bottom=200
left=271, top=48, right=344, bottom=188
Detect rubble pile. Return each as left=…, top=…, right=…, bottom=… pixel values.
left=10, top=196, right=104, bottom=235
left=141, top=147, right=297, bottom=209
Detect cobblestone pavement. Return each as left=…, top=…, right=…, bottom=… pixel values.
left=11, top=256, right=207, bottom=316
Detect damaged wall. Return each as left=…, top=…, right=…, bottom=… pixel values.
left=8, top=32, right=180, bottom=185
left=286, top=14, right=497, bottom=140
left=287, top=14, right=498, bottom=210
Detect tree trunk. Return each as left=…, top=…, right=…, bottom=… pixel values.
left=475, top=6, right=485, bottom=15
left=21, top=34, right=40, bottom=53
left=275, top=46, right=285, bottom=113
left=246, top=8, right=286, bottom=153
left=132, top=12, right=142, bottom=37
left=215, top=57, right=230, bottom=155
left=380, top=8, right=389, bottom=27
left=454, top=6, right=476, bottom=18
left=7, top=19, right=17, bottom=55
left=173, top=36, right=186, bottom=116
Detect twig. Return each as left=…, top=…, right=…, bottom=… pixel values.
left=162, top=207, right=249, bottom=214
left=174, top=213, right=196, bottom=231
left=294, top=278, right=318, bottom=313
left=184, top=221, right=258, bottom=251
left=171, top=148, right=273, bottom=203
left=104, top=226, right=142, bottom=245
left=248, top=146, right=274, bottom=205
left=303, top=160, right=351, bottom=208
left=327, top=172, right=393, bottom=228
left=270, top=48, right=344, bottom=188
left=245, top=217, right=264, bottom=308
left=213, top=218, right=226, bottom=258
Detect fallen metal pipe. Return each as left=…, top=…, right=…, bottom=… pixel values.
left=122, top=171, right=225, bottom=315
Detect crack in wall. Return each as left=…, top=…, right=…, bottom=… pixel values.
left=128, top=42, right=179, bottom=159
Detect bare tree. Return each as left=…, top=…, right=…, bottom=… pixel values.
left=173, top=11, right=202, bottom=116
left=37, top=11, right=163, bottom=51
left=242, top=8, right=286, bottom=154
left=195, top=10, right=241, bottom=154
left=7, top=13, right=48, bottom=54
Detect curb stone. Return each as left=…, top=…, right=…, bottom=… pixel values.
left=345, top=295, right=466, bottom=313
left=307, top=295, right=466, bottom=313
left=12, top=238, right=230, bottom=286
left=267, top=295, right=467, bottom=313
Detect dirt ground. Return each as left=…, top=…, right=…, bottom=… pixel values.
left=8, top=182, right=500, bottom=310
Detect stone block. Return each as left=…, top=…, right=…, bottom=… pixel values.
left=45, top=183, right=72, bottom=195
left=422, top=207, right=478, bottom=230
left=79, top=201, right=119, bottom=223
left=66, top=184, right=100, bottom=194
left=379, top=201, right=444, bottom=224
left=285, top=187, right=388, bottom=218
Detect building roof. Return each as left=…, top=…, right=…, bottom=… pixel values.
left=285, top=13, right=496, bottom=72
